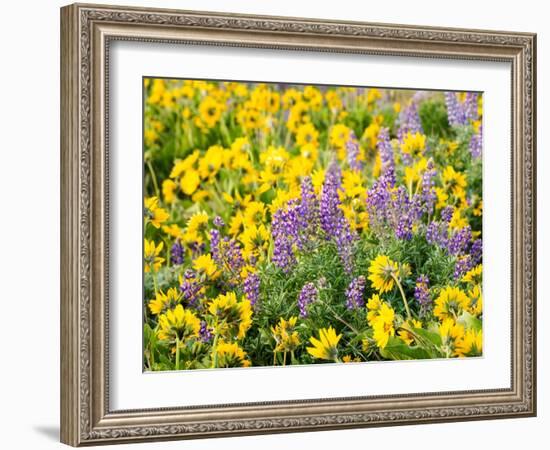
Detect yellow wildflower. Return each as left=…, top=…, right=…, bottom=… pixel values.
left=144, top=196, right=169, bottom=228
left=271, top=317, right=301, bottom=353
left=157, top=304, right=201, bottom=344
left=148, top=288, right=182, bottom=316
left=180, top=169, right=201, bottom=196
left=372, top=303, right=395, bottom=349
left=144, top=239, right=164, bottom=272
left=367, top=255, right=399, bottom=294
left=192, top=254, right=218, bottom=279
left=162, top=179, right=177, bottom=204
left=208, top=292, right=252, bottom=339
left=214, top=341, right=250, bottom=368
left=307, top=327, right=342, bottom=362
left=433, top=286, right=470, bottom=321
left=199, top=96, right=224, bottom=128
left=455, top=329, right=483, bottom=357
left=462, top=264, right=482, bottom=286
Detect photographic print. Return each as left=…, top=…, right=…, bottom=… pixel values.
left=142, top=78, right=483, bottom=371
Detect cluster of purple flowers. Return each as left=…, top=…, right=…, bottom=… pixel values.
left=271, top=200, right=301, bottom=273
left=320, top=161, right=356, bottom=273
left=426, top=216, right=472, bottom=257
left=470, top=125, right=483, bottom=159
left=243, top=272, right=260, bottom=306
left=421, top=159, right=437, bottom=214
left=377, top=127, right=396, bottom=186
left=213, top=215, right=225, bottom=228
left=298, top=282, right=318, bottom=318
left=444, top=92, right=479, bottom=126
left=447, top=226, right=472, bottom=256
left=170, top=240, right=184, bottom=265
left=345, top=132, right=362, bottom=171
left=199, top=320, right=213, bottom=343
left=425, top=206, right=482, bottom=279
left=210, top=227, right=246, bottom=285
left=320, top=162, right=345, bottom=238
left=366, top=127, right=430, bottom=241
left=414, top=275, right=431, bottom=315
left=209, top=229, right=221, bottom=262
left=397, top=96, right=424, bottom=141
left=272, top=163, right=357, bottom=274
left=297, top=176, right=320, bottom=246
left=179, top=269, right=203, bottom=307
left=366, top=181, right=422, bottom=241
left=345, top=275, right=366, bottom=310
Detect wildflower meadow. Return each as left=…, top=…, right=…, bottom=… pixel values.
left=143, top=79, right=483, bottom=371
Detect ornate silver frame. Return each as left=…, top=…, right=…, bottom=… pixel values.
left=60, top=3, right=536, bottom=446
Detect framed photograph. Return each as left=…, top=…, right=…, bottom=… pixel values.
left=60, top=3, right=536, bottom=446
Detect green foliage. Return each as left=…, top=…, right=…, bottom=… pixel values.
left=419, top=98, right=452, bottom=139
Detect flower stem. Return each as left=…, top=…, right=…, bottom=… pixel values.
left=152, top=270, right=159, bottom=295
left=175, top=337, right=180, bottom=371
left=146, top=159, right=161, bottom=199
left=211, top=332, right=219, bottom=369
left=320, top=299, right=360, bottom=335
left=391, top=274, right=412, bottom=320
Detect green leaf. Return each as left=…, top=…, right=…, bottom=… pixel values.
left=412, top=327, right=442, bottom=347
left=379, top=337, right=432, bottom=360
left=457, top=311, right=482, bottom=331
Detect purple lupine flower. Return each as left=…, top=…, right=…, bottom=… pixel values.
left=298, top=282, right=318, bottom=318
left=210, top=232, right=245, bottom=285
left=298, top=176, right=319, bottom=240
left=345, top=276, right=366, bottom=310
left=243, top=272, right=260, bottom=306
left=454, top=255, right=473, bottom=280
left=391, top=186, right=417, bottom=241
left=319, top=161, right=357, bottom=272
left=170, top=240, right=184, bottom=265
left=470, top=238, right=483, bottom=265
left=445, top=92, right=466, bottom=126
left=447, top=226, right=472, bottom=256
left=179, top=269, right=203, bottom=307
left=426, top=220, right=448, bottom=248
left=213, top=215, right=225, bottom=228
left=366, top=175, right=423, bottom=242
left=421, top=159, right=437, bottom=214
left=335, top=223, right=355, bottom=274
left=395, top=215, right=414, bottom=240
left=425, top=221, right=439, bottom=245
left=320, top=161, right=344, bottom=238
left=221, top=237, right=246, bottom=279
left=445, top=92, right=478, bottom=127
left=272, top=203, right=299, bottom=272
left=441, top=206, right=454, bottom=224
left=366, top=176, right=392, bottom=232
left=470, top=125, right=483, bottom=159
left=199, top=321, right=213, bottom=342
left=209, top=229, right=221, bottom=264
left=414, top=275, right=431, bottom=314
left=397, top=99, right=424, bottom=141
left=346, top=132, right=362, bottom=171
left=464, top=92, right=479, bottom=122
left=377, top=127, right=395, bottom=186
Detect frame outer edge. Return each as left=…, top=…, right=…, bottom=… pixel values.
left=61, top=3, right=81, bottom=447
left=527, top=33, right=536, bottom=416
left=61, top=2, right=537, bottom=445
